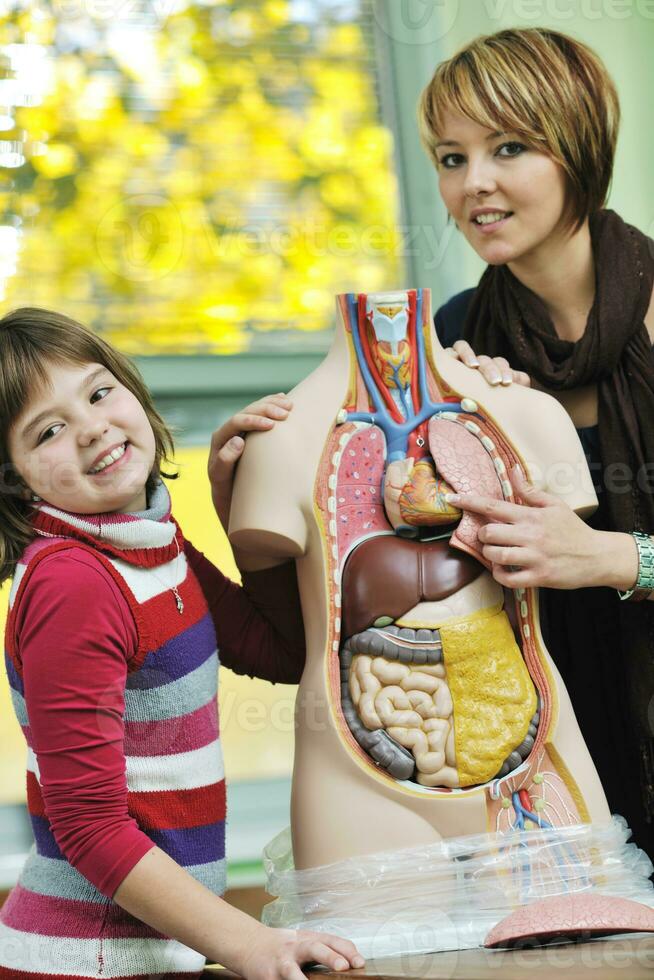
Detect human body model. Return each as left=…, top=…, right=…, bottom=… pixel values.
left=230, top=287, right=609, bottom=869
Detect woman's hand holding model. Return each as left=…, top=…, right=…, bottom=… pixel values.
left=446, top=466, right=639, bottom=593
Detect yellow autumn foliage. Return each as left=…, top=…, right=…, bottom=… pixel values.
left=0, top=1, right=401, bottom=354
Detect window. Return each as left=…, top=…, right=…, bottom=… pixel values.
left=0, top=0, right=402, bottom=354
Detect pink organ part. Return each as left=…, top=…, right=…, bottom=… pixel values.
left=332, top=425, right=390, bottom=566
left=484, top=893, right=654, bottom=948
left=429, top=417, right=505, bottom=562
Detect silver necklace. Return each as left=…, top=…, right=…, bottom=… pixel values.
left=170, top=534, right=184, bottom=614
left=150, top=531, right=184, bottom=614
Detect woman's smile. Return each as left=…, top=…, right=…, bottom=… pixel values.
left=436, top=110, right=570, bottom=270
left=469, top=208, right=514, bottom=234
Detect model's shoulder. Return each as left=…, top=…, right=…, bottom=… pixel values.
left=436, top=354, right=589, bottom=468
left=244, top=352, right=348, bottom=453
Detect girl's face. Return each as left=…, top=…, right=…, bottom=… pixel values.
left=435, top=110, right=572, bottom=271
left=8, top=360, right=157, bottom=515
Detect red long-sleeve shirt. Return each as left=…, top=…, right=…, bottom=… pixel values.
left=14, top=542, right=304, bottom=896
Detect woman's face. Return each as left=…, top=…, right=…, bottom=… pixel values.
left=435, top=110, right=571, bottom=270
left=8, top=359, right=157, bottom=515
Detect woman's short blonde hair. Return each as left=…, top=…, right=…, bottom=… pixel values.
left=418, top=27, right=620, bottom=230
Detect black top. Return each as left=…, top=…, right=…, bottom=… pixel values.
left=434, top=291, right=653, bottom=860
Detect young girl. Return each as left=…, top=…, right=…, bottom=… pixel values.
left=0, top=307, right=364, bottom=979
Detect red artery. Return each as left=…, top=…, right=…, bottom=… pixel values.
left=518, top=789, right=532, bottom=813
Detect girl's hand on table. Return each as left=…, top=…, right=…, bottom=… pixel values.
left=238, top=926, right=365, bottom=979
left=208, top=393, right=292, bottom=531
left=445, top=340, right=531, bottom=388
left=445, top=466, right=637, bottom=591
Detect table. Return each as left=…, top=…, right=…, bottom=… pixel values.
left=203, top=934, right=654, bottom=979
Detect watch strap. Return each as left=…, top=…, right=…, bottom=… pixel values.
left=618, top=531, right=654, bottom=602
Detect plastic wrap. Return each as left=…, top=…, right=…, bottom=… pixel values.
left=261, top=815, right=654, bottom=958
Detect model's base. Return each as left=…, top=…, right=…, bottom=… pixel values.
left=262, top=816, right=654, bottom=959
left=485, top=893, right=654, bottom=948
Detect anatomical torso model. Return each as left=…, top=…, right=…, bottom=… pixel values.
left=230, top=289, right=609, bottom=872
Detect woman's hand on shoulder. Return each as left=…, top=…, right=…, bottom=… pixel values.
left=238, top=925, right=364, bottom=980
left=208, top=393, right=292, bottom=531
left=445, top=340, right=531, bottom=388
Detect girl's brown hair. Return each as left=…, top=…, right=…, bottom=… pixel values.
left=0, top=307, right=179, bottom=584
left=418, top=27, right=620, bottom=231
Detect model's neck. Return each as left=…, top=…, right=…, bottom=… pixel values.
left=327, top=293, right=445, bottom=368
left=507, top=219, right=595, bottom=342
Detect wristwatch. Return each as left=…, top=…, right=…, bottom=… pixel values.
left=618, top=531, right=654, bottom=602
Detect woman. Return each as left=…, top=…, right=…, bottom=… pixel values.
left=418, top=27, right=654, bottom=859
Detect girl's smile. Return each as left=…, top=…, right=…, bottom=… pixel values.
left=87, top=440, right=130, bottom=476
left=8, top=360, right=156, bottom=514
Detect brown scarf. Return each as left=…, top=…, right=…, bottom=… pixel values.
left=463, top=208, right=654, bottom=533
left=462, top=208, right=654, bottom=814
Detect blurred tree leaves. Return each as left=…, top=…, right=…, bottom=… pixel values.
left=0, top=0, right=402, bottom=354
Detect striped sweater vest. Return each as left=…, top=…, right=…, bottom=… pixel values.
left=0, top=483, right=225, bottom=978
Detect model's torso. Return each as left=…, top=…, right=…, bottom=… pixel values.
left=230, top=290, right=608, bottom=869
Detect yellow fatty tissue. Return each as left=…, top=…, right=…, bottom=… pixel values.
left=440, top=606, right=537, bottom=787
